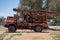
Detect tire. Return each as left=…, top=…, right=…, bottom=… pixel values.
left=8, top=25, right=16, bottom=32
left=34, top=26, right=43, bottom=32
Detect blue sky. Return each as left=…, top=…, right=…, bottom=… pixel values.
left=0, top=0, right=19, bottom=17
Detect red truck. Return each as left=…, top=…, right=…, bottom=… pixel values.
left=4, top=8, right=60, bottom=32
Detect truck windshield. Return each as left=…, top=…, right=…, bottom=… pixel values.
left=7, top=17, right=14, bottom=20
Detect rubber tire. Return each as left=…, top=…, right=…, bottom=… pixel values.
left=8, top=25, right=16, bottom=32
left=34, top=26, right=43, bottom=32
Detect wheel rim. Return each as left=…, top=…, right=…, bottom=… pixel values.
left=35, top=26, right=42, bottom=32
left=9, top=26, right=15, bottom=32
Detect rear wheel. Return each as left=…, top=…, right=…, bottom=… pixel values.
left=34, top=26, right=43, bottom=32
left=8, top=25, right=16, bottom=32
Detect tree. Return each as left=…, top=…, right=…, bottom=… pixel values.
left=47, top=0, right=60, bottom=13
left=19, top=0, right=42, bottom=10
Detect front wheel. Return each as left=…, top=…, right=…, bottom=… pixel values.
left=34, top=26, right=43, bottom=32
left=8, top=25, right=16, bottom=32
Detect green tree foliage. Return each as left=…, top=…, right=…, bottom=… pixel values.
left=19, top=0, right=60, bottom=12
left=47, top=0, right=60, bottom=13
left=20, top=0, right=42, bottom=10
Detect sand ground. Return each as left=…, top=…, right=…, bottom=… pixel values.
left=0, top=26, right=60, bottom=40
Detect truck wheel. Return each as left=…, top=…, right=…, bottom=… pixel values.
left=34, top=26, right=43, bottom=32
left=8, top=25, right=16, bottom=32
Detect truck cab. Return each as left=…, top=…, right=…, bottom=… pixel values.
left=4, top=16, right=16, bottom=27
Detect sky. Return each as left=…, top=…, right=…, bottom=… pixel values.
left=0, top=0, right=46, bottom=18
left=0, top=0, right=19, bottom=18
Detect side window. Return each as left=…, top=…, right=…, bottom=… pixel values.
left=27, top=16, right=33, bottom=23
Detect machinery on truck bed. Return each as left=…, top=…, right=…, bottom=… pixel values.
left=4, top=8, right=60, bottom=32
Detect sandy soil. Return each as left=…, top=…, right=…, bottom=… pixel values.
left=3, top=30, right=53, bottom=40
left=0, top=27, right=6, bottom=34
left=0, top=26, right=60, bottom=40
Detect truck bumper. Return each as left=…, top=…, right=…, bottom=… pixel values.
left=4, top=25, right=8, bottom=28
